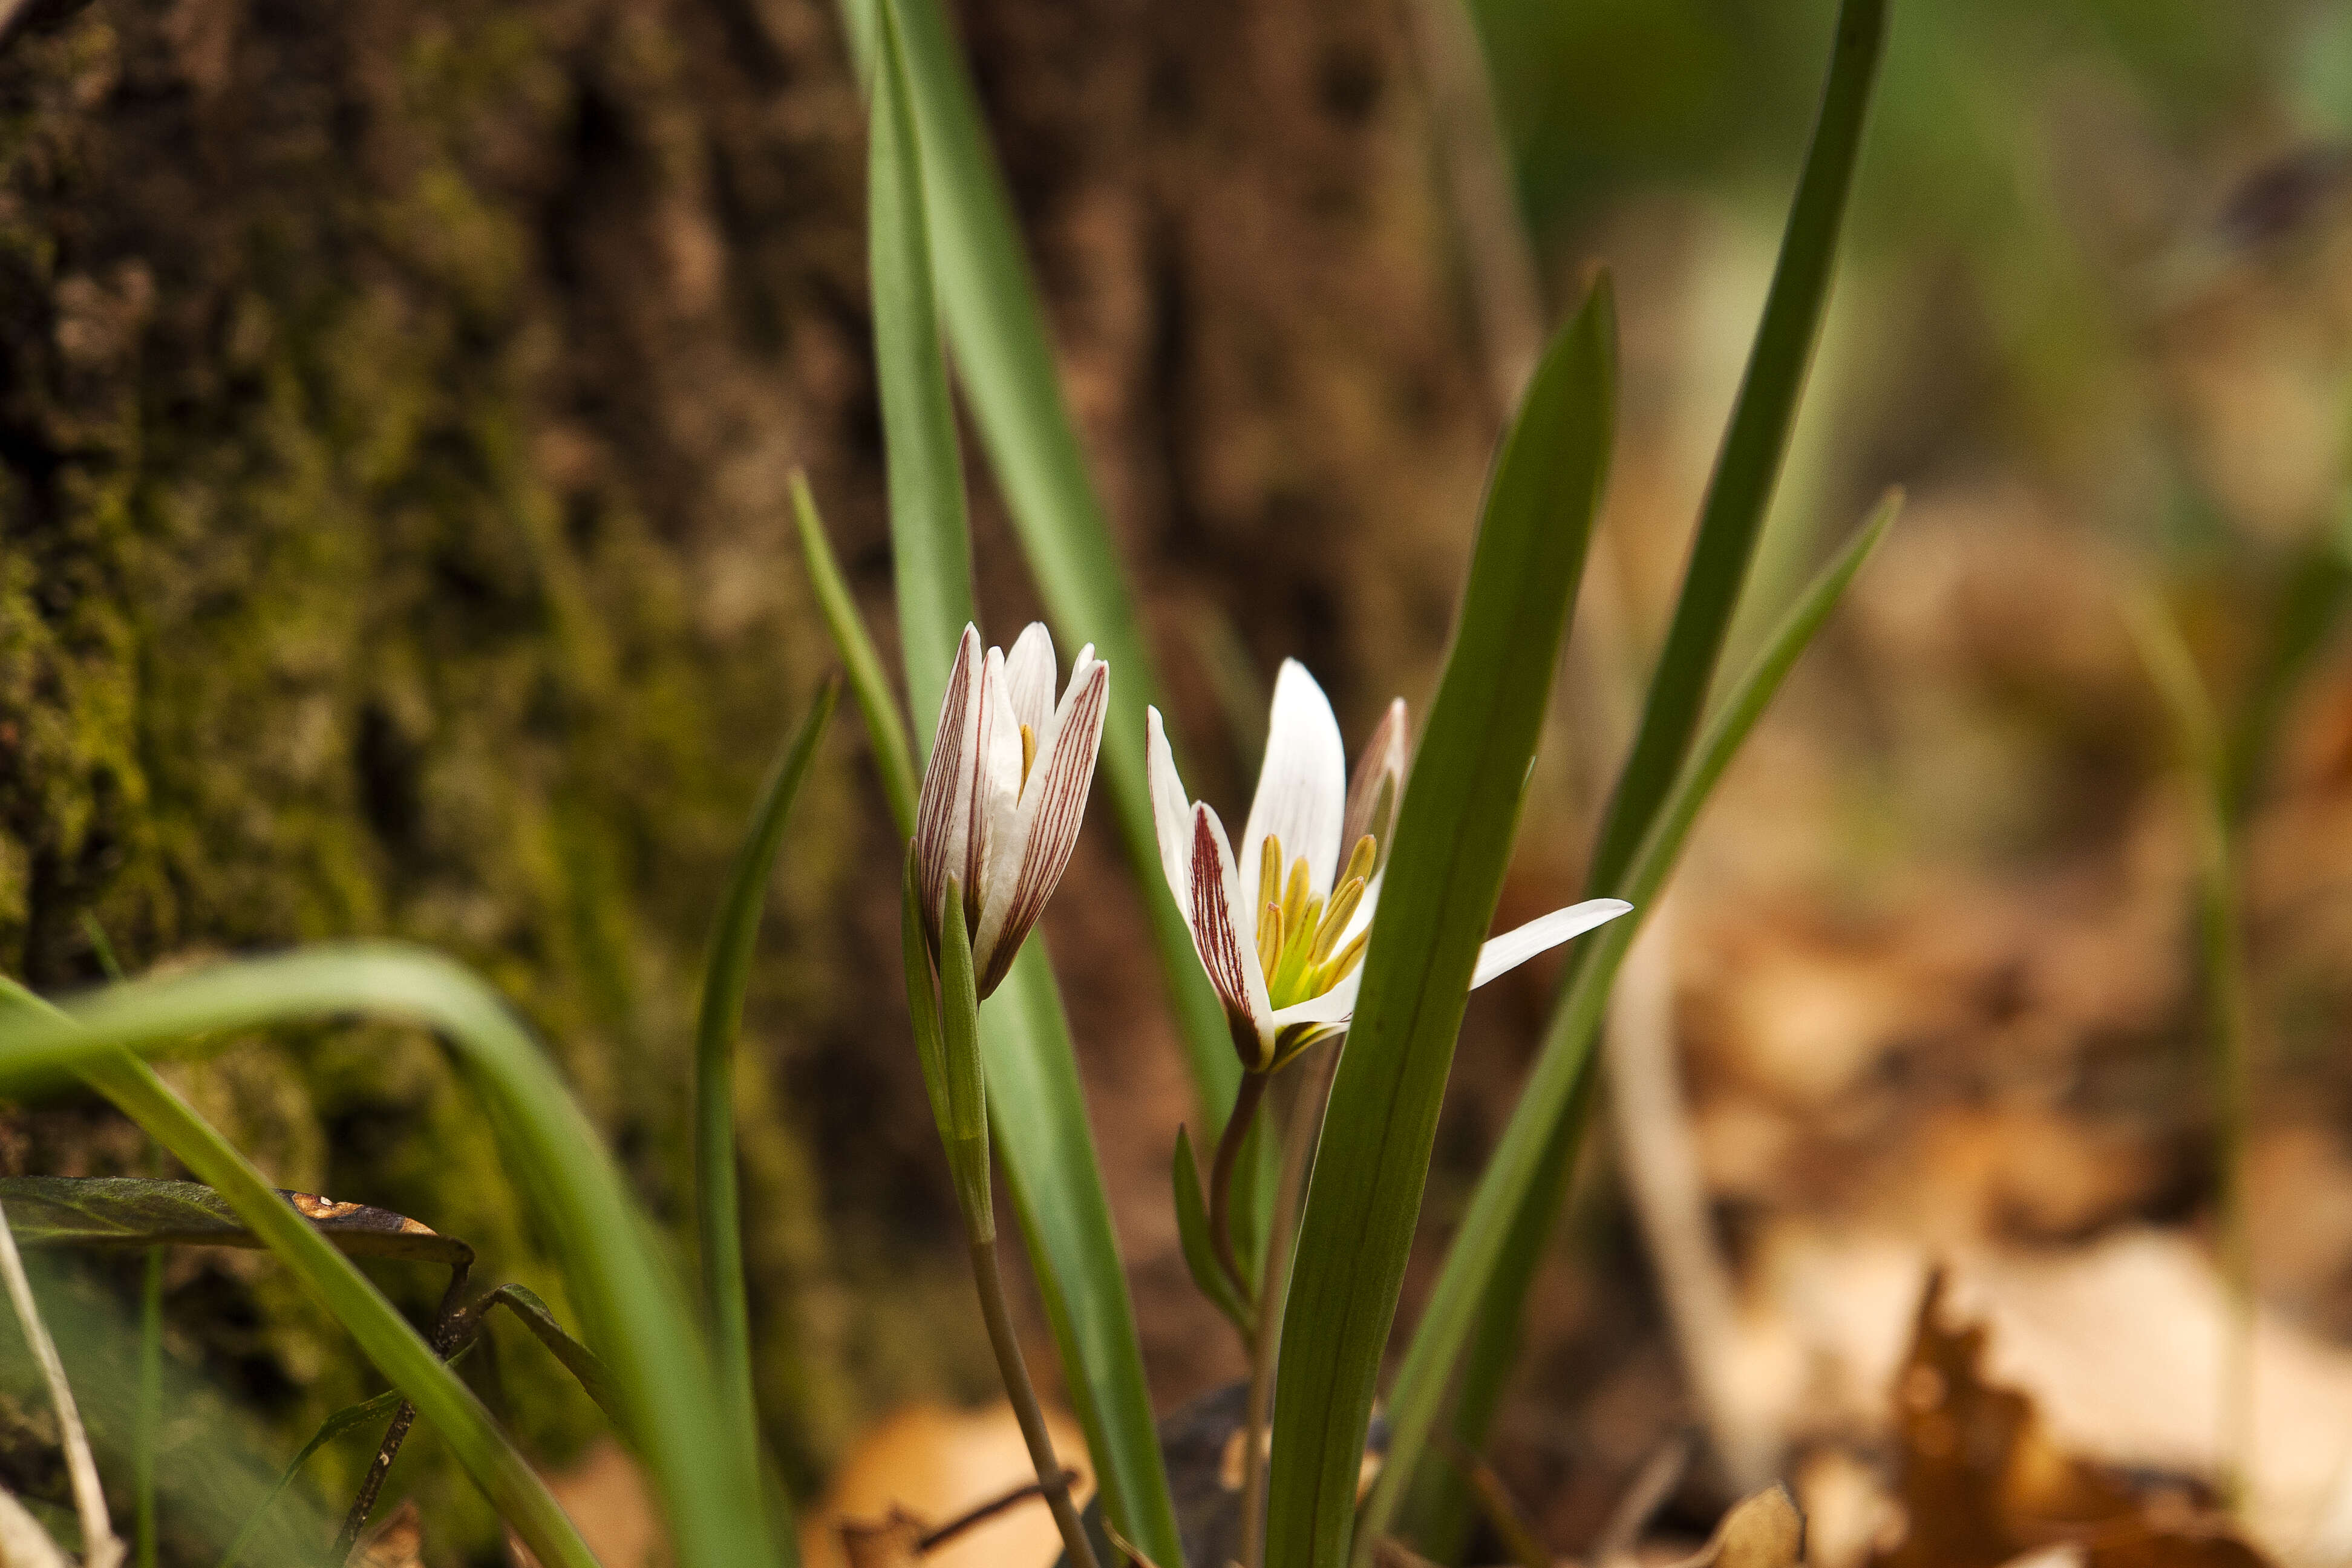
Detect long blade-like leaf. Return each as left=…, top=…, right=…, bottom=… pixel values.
left=0, top=954, right=776, bottom=1568
left=1584, top=0, right=1885, bottom=899
left=863, top=7, right=1184, bottom=1555
left=215, top=1388, right=407, bottom=1568
left=870, top=0, right=973, bottom=724
left=792, top=475, right=921, bottom=831
left=1362, top=495, right=1900, bottom=1564
left=693, top=675, right=837, bottom=1518
left=486, top=1284, right=626, bottom=1429
left=834, top=0, right=1241, bottom=1123
left=1264, top=279, right=1619, bottom=1568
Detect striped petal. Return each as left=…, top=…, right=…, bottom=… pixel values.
left=1146, top=706, right=1195, bottom=924
left=913, top=626, right=984, bottom=947
left=1468, top=900, right=1632, bottom=989
left=966, top=646, right=1024, bottom=928
left=1240, top=659, right=1347, bottom=916
left=1191, top=803, right=1275, bottom=1067
left=973, top=652, right=1109, bottom=994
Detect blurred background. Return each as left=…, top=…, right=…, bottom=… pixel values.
left=0, top=0, right=2348, bottom=1560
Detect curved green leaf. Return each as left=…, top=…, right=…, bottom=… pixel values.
left=792, top=476, right=920, bottom=831
left=1172, top=1126, right=1250, bottom=1339
left=215, top=1388, right=406, bottom=1568
left=1584, top=0, right=1886, bottom=898
left=1363, top=495, right=1901, bottom=1564
left=483, top=1284, right=624, bottom=1429
left=692, top=674, right=836, bottom=1523
left=0, top=952, right=775, bottom=1568
left=1265, top=278, right=1620, bottom=1568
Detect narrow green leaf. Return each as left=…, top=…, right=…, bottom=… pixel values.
left=692, top=675, right=836, bottom=1521
left=792, top=474, right=920, bottom=834
left=485, top=1284, right=626, bottom=1429
left=0, top=953, right=776, bottom=1568
left=1266, top=279, right=1620, bottom=1568
left=214, top=1388, right=407, bottom=1568
left=1364, top=495, right=1901, bottom=1564
left=1172, top=1126, right=1251, bottom=1339
left=0, top=1177, right=474, bottom=1269
left=135, top=1244, right=162, bottom=1568
left=835, top=0, right=1242, bottom=1123
left=1584, top=0, right=1886, bottom=900
left=870, top=0, right=973, bottom=730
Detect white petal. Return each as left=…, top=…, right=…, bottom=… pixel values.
left=1468, top=900, right=1632, bottom=989
left=1269, top=969, right=1362, bottom=1028
left=1146, top=707, right=1195, bottom=924
left=1191, top=803, right=1274, bottom=1048
left=915, top=626, right=984, bottom=937
left=968, top=647, right=1025, bottom=916
left=972, top=654, right=1109, bottom=993
left=1240, top=659, right=1347, bottom=915
left=1002, top=622, right=1058, bottom=744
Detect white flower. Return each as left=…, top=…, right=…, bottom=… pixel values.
left=1148, top=661, right=1629, bottom=1071
left=915, top=622, right=1111, bottom=997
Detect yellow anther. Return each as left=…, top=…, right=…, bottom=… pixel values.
left=1341, top=834, right=1376, bottom=888
left=1259, top=835, right=1284, bottom=910
left=1281, top=856, right=1311, bottom=935
left=1310, top=876, right=1364, bottom=964
left=1019, top=723, right=1037, bottom=787
left=1256, top=901, right=1284, bottom=979
left=1311, top=927, right=1370, bottom=993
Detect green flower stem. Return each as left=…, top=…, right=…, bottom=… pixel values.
left=1209, top=1071, right=1269, bottom=1312
left=1243, top=1045, right=1340, bottom=1568
left=969, top=1235, right=1102, bottom=1568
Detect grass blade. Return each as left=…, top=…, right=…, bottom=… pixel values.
left=136, top=1245, right=162, bottom=1568
left=1364, top=495, right=1901, bottom=1563
left=215, top=1389, right=405, bottom=1568
left=794, top=475, right=921, bottom=831
left=835, top=0, right=1243, bottom=1122
left=869, top=0, right=974, bottom=730
left=484, top=1284, right=626, bottom=1428
left=1265, top=279, right=1619, bottom=1568
left=1583, top=0, right=1885, bottom=898
left=692, top=675, right=837, bottom=1515
left=0, top=953, right=774, bottom=1568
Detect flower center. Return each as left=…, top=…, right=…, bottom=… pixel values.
left=1254, top=832, right=1376, bottom=1008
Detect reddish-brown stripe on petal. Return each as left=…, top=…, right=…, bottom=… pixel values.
left=914, top=634, right=977, bottom=939
left=1190, top=808, right=1256, bottom=1031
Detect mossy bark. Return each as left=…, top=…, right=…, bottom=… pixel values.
left=0, top=0, right=1503, bottom=1550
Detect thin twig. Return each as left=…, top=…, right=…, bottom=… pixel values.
left=967, top=1236, right=1100, bottom=1568
left=1242, top=1044, right=1339, bottom=1568
left=1592, top=1429, right=1696, bottom=1568
left=0, top=1201, right=123, bottom=1568
left=331, top=1261, right=473, bottom=1561
left=914, top=1468, right=1079, bottom=1552
left=1606, top=896, right=1772, bottom=1491
left=1209, top=1071, right=1269, bottom=1318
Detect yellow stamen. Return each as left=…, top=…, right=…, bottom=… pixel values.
left=1281, top=857, right=1310, bottom=933
left=1310, top=876, right=1364, bottom=965
left=1019, top=723, right=1037, bottom=787
left=1256, top=901, right=1284, bottom=979
left=1259, top=835, right=1284, bottom=912
left=1341, top=834, right=1376, bottom=888
left=1310, top=927, right=1370, bottom=993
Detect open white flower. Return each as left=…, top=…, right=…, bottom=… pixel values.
left=915, top=622, right=1111, bottom=997
left=1148, top=661, right=1629, bottom=1071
